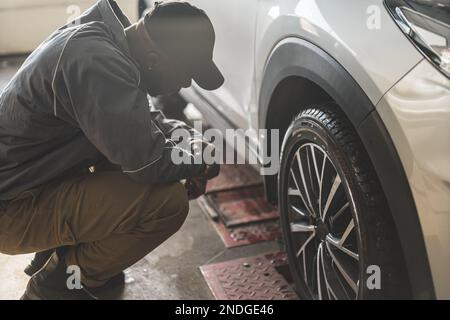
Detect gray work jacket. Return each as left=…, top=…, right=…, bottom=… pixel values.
left=0, top=0, right=205, bottom=201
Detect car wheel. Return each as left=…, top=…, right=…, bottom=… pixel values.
left=278, top=104, right=409, bottom=300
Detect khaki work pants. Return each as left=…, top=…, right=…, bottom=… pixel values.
left=0, top=167, right=189, bottom=288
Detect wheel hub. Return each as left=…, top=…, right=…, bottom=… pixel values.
left=315, top=220, right=329, bottom=242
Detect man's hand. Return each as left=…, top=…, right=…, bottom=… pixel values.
left=190, top=139, right=209, bottom=157
left=185, top=164, right=221, bottom=200
left=185, top=175, right=207, bottom=200
left=185, top=139, right=220, bottom=200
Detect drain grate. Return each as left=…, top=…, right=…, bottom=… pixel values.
left=200, top=252, right=298, bottom=300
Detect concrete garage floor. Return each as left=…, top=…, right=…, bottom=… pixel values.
left=0, top=57, right=281, bottom=300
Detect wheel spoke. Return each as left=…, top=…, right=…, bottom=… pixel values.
left=316, top=244, right=323, bottom=300
left=294, top=226, right=316, bottom=286
left=290, top=205, right=308, bottom=217
left=326, top=234, right=359, bottom=261
left=326, top=218, right=358, bottom=260
left=291, top=222, right=316, bottom=233
left=330, top=202, right=350, bottom=225
left=325, top=242, right=359, bottom=293
left=290, top=169, right=314, bottom=217
left=296, top=151, right=316, bottom=217
left=320, top=244, right=337, bottom=300
left=308, top=146, right=322, bottom=216
left=319, top=153, right=327, bottom=217
left=340, top=219, right=355, bottom=245
left=302, top=249, right=308, bottom=285
left=322, top=174, right=341, bottom=221
left=288, top=188, right=301, bottom=197
left=296, top=230, right=316, bottom=259
left=324, top=242, right=356, bottom=299
left=310, top=145, right=322, bottom=190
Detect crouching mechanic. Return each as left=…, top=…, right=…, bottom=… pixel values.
left=0, top=0, right=224, bottom=300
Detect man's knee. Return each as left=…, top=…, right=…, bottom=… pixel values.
left=165, top=182, right=190, bottom=229
left=143, top=182, right=189, bottom=233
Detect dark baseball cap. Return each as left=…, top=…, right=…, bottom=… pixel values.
left=144, top=1, right=224, bottom=90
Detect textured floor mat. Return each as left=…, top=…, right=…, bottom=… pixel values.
left=200, top=252, right=298, bottom=300
left=211, top=219, right=282, bottom=248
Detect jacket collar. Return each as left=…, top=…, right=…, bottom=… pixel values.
left=97, top=0, right=132, bottom=55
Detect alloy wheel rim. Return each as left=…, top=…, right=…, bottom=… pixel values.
left=286, top=142, right=361, bottom=300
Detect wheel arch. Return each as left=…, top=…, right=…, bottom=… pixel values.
left=259, top=37, right=435, bottom=299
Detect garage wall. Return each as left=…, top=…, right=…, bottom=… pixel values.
left=0, top=0, right=139, bottom=56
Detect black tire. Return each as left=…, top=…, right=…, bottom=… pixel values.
left=278, top=104, right=410, bottom=300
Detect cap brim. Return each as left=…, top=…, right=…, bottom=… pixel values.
left=191, top=60, right=224, bottom=91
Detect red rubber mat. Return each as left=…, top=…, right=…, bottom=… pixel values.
left=197, top=195, right=282, bottom=248
left=205, top=185, right=278, bottom=227
left=198, top=164, right=281, bottom=247
left=206, top=164, right=262, bottom=194
left=200, top=252, right=298, bottom=300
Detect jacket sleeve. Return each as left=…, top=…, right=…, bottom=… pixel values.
left=56, top=43, right=206, bottom=184
left=149, top=109, right=204, bottom=142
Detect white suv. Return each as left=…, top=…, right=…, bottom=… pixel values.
left=164, top=0, right=449, bottom=299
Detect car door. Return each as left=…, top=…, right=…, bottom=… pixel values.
left=188, top=0, right=258, bottom=130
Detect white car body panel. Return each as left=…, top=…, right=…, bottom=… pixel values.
left=377, top=60, right=450, bottom=299
left=0, top=0, right=139, bottom=55
left=181, top=0, right=424, bottom=173
left=182, top=0, right=422, bottom=131
left=187, top=0, right=258, bottom=130
left=254, top=0, right=424, bottom=125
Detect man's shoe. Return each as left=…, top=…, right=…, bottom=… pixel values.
left=21, top=252, right=98, bottom=300
left=24, top=248, right=125, bottom=292
left=89, top=272, right=125, bottom=295
left=24, top=249, right=54, bottom=276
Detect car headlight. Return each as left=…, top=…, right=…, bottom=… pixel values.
left=385, top=0, right=450, bottom=78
